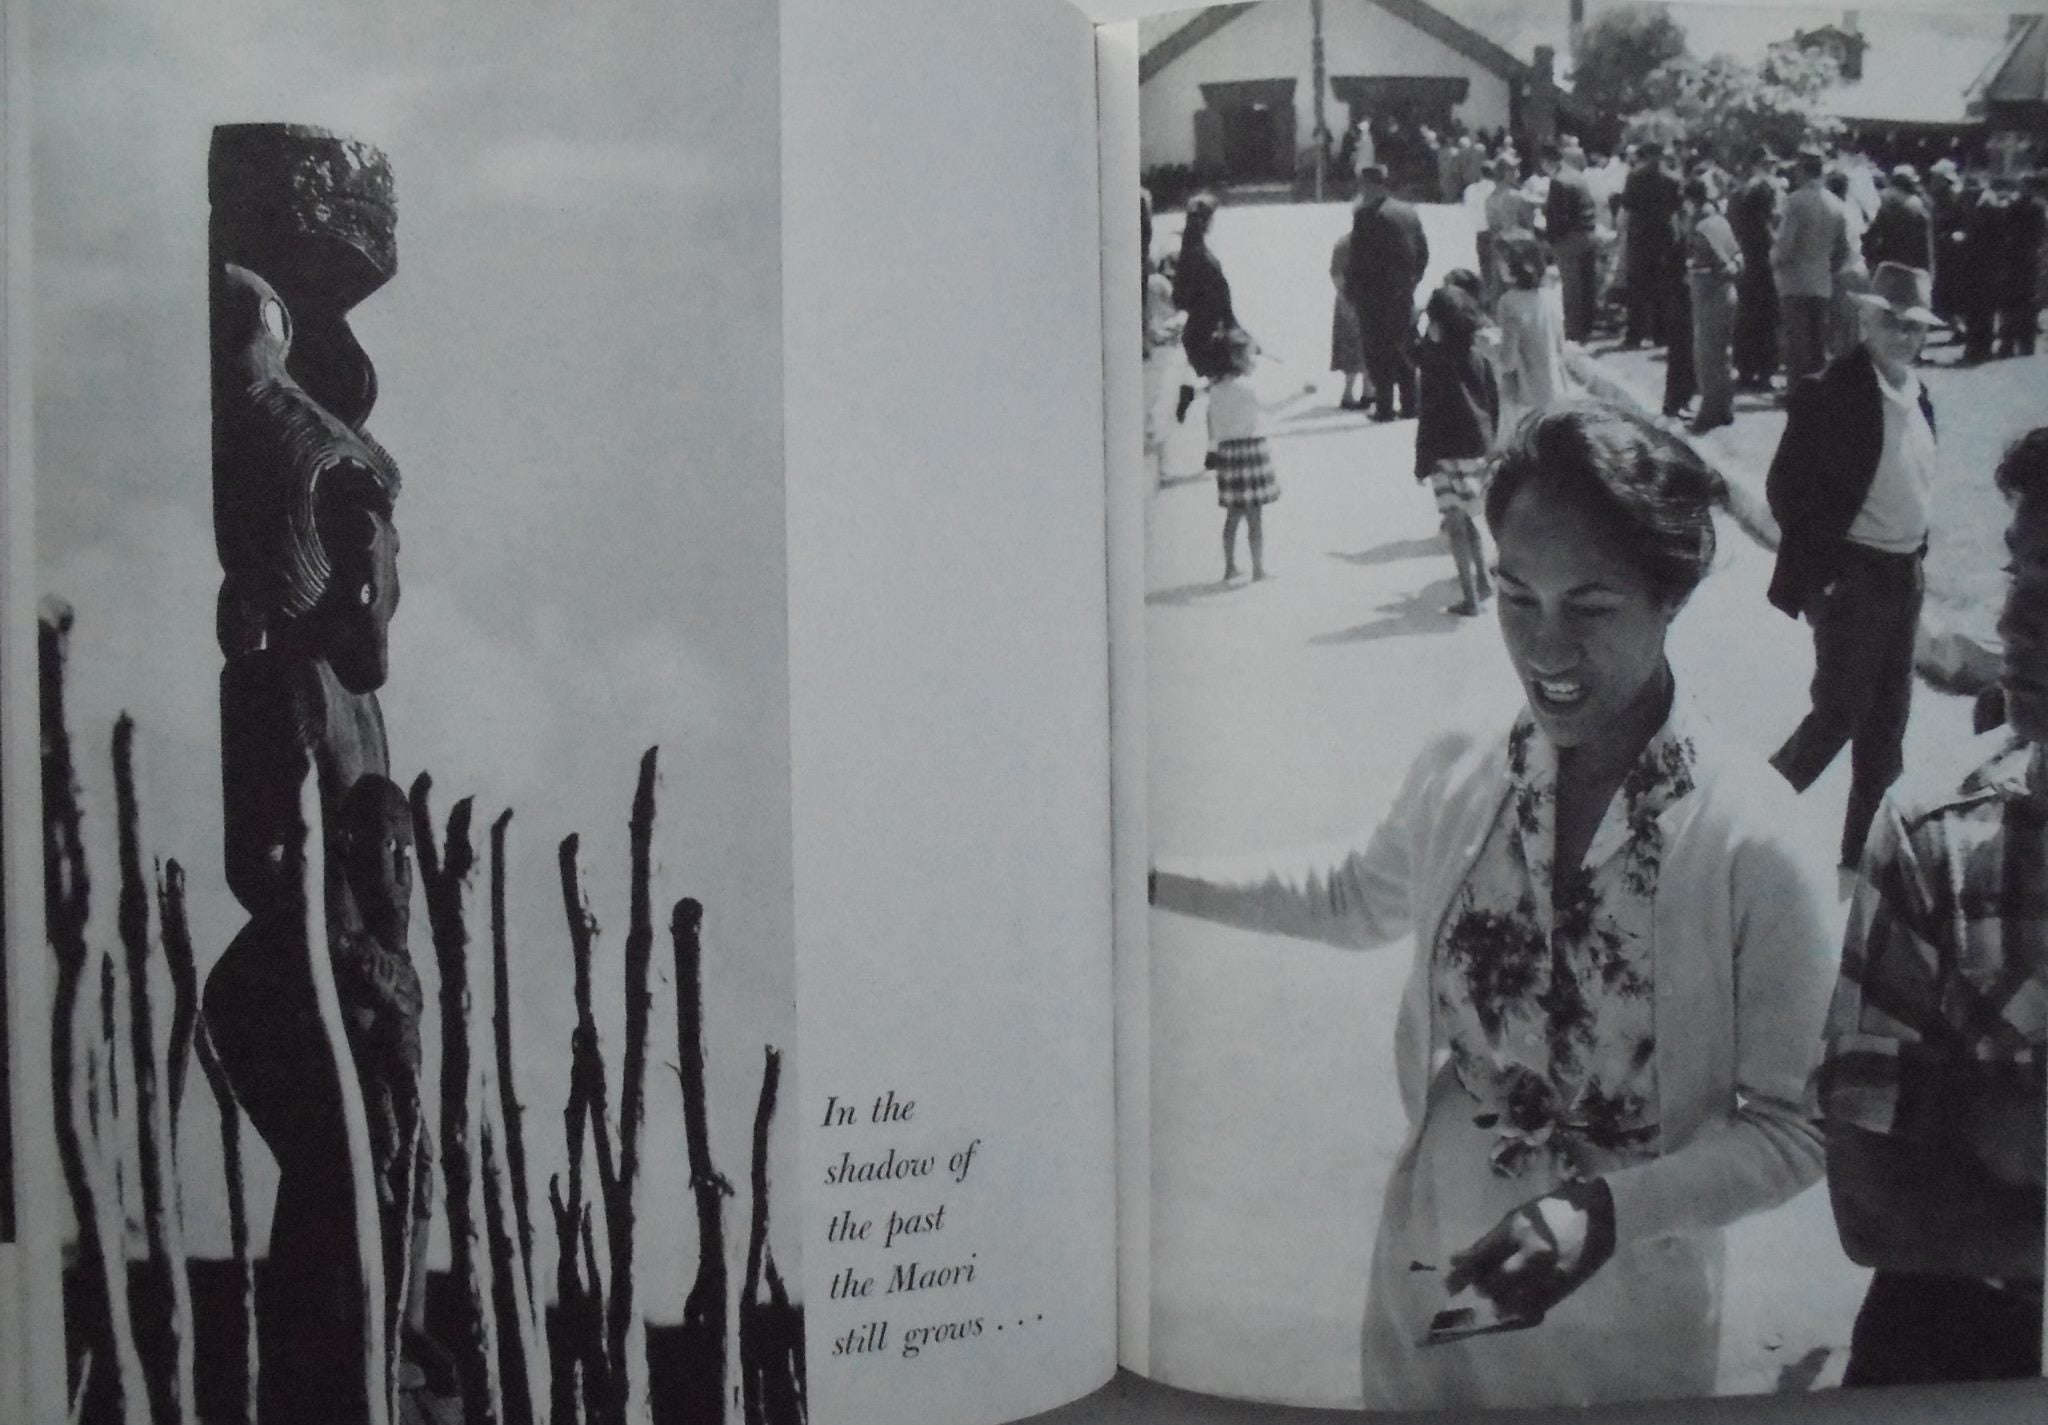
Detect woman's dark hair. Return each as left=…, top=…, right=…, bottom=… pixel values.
left=1425, top=284, right=1483, bottom=349
left=1996, top=426, right=2048, bottom=502
left=1183, top=191, right=1217, bottom=241
left=1501, top=234, right=1548, bottom=290
left=1443, top=267, right=1485, bottom=303
left=1682, top=175, right=1711, bottom=207
left=1484, top=400, right=1723, bottom=604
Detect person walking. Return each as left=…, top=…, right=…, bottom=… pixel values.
left=1413, top=283, right=1500, bottom=616
left=1997, top=172, right=2045, bottom=358
left=1329, top=228, right=1370, bottom=410
left=1863, top=164, right=1933, bottom=272
left=1684, top=176, right=1742, bottom=432
left=1620, top=142, right=1683, bottom=347
left=1958, top=177, right=2002, bottom=363
left=1730, top=147, right=1781, bottom=390
left=1826, top=170, right=1872, bottom=362
left=1347, top=164, right=1430, bottom=422
left=1154, top=401, right=1837, bottom=1411
left=1765, top=261, right=1941, bottom=869
left=1171, top=191, right=1237, bottom=419
left=1544, top=144, right=1601, bottom=343
left=1772, top=150, right=1850, bottom=387
left=1495, top=235, right=1571, bottom=432
left=1815, top=426, right=2048, bottom=1389
left=1204, top=328, right=1312, bottom=582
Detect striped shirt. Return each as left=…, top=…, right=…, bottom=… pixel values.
left=1819, top=730, right=2048, bottom=1144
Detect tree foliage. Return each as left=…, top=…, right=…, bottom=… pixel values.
left=1569, top=5, right=1690, bottom=119
left=1633, top=40, right=1843, bottom=166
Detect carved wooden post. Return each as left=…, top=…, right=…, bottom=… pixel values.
left=198, top=123, right=443, bottom=1424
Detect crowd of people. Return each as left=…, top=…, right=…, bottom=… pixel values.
left=1140, top=133, right=2047, bottom=1411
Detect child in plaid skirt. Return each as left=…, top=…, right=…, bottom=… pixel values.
left=1415, top=283, right=1500, bottom=614
left=1206, top=327, right=1314, bottom=581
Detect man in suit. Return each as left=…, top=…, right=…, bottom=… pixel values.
left=1620, top=141, right=1682, bottom=347
left=1543, top=144, right=1600, bottom=342
left=1765, top=262, right=1941, bottom=869
left=1772, top=149, right=1851, bottom=385
left=1347, top=164, right=1429, bottom=422
left=1729, top=146, right=1782, bottom=390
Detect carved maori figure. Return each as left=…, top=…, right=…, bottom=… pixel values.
left=197, top=124, right=451, bottom=1424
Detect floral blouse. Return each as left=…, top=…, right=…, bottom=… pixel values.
left=1431, top=711, right=1699, bottom=1181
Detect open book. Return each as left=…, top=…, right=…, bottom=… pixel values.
left=2, top=1, right=2044, bottom=1423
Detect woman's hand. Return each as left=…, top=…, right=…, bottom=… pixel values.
left=1445, top=1177, right=1616, bottom=1321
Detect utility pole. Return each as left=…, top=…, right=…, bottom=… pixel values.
left=1312, top=0, right=1328, bottom=200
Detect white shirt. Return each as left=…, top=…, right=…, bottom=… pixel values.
left=1204, top=373, right=1265, bottom=443
left=1847, top=364, right=1937, bottom=553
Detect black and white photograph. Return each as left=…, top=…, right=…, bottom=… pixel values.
left=1139, top=0, right=2048, bottom=1409
left=16, top=3, right=802, bottom=1423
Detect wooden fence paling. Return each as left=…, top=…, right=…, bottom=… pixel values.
left=293, top=771, right=394, bottom=1425
left=39, top=606, right=150, bottom=1425
left=487, top=809, right=549, bottom=1425
left=742, top=1047, right=804, bottom=1425
left=412, top=778, right=506, bottom=1425
left=113, top=716, right=199, bottom=1424
left=159, top=862, right=199, bottom=1134
left=480, top=1110, right=541, bottom=1425
left=490, top=811, right=538, bottom=1302
left=193, top=1014, right=257, bottom=1425
left=603, top=748, right=659, bottom=1425
left=556, top=836, right=614, bottom=1414
left=670, top=896, right=734, bottom=1424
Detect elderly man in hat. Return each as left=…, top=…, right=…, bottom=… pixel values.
left=1765, top=261, right=1942, bottom=869
left=1816, top=425, right=2048, bottom=1386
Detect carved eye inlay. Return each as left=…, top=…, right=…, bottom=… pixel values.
left=260, top=294, right=290, bottom=344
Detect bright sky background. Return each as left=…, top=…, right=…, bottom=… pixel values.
left=31, top=0, right=794, bottom=1316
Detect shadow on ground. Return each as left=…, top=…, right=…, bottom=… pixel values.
left=1308, top=575, right=1468, bottom=645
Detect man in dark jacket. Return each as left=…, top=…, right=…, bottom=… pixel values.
left=1997, top=172, right=2045, bottom=357
left=1863, top=165, right=1933, bottom=272
left=1765, top=261, right=1940, bottom=868
left=1729, top=147, right=1781, bottom=389
left=1621, top=142, right=1683, bottom=346
left=1543, top=144, right=1600, bottom=341
left=1347, top=165, right=1429, bottom=421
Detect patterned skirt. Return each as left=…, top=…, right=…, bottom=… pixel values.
left=1427, top=456, right=1488, bottom=521
left=1214, top=436, right=1280, bottom=509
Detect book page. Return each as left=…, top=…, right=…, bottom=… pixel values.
left=1116, top=0, right=2047, bottom=1412
left=9, top=4, right=806, bottom=1423
left=783, top=1, right=1119, bottom=1423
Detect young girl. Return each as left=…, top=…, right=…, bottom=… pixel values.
left=1414, top=283, right=1500, bottom=615
left=1494, top=234, right=1571, bottom=432
left=1206, top=326, right=1312, bottom=582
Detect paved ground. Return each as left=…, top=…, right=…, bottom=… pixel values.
left=1141, top=201, right=1982, bottom=1408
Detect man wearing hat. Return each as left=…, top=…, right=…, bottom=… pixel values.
left=1863, top=164, right=1933, bottom=273
left=1345, top=164, right=1429, bottom=422
left=1765, top=261, right=1942, bottom=869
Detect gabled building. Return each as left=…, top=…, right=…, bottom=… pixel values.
left=1966, top=13, right=2048, bottom=171
left=1139, top=0, right=1583, bottom=191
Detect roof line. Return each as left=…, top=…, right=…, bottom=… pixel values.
left=1139, top=5, right=1258, bottom=86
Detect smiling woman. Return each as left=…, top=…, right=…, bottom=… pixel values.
left=1150, top=398, right=1838, bottom=1411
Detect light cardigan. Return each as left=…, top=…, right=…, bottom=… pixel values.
left=1153, top=702, right=1838, bottom=1250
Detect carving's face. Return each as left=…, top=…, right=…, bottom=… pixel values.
left=317, top=493, right=401, bottom=694
left=342, top=776, right=414, bottom=947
